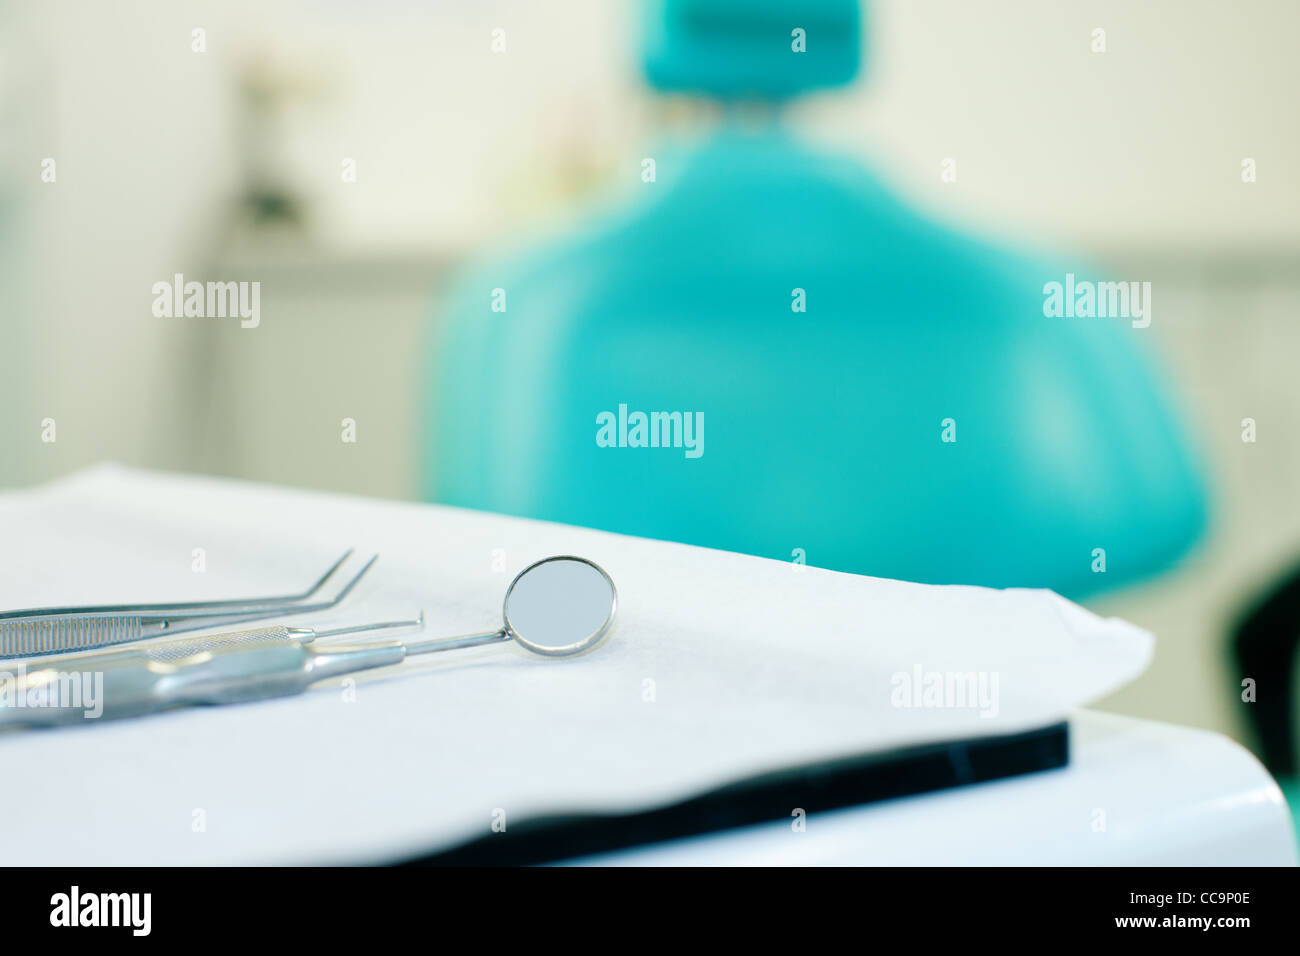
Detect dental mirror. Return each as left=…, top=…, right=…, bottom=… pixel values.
left=403, top=555, right=617, bottom=660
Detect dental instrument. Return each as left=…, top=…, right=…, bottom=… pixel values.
left=33, top=613, right=426, bottom=666
left=0, top=613, right=426, bottom=728
left=0, top=555, right=616, bottom=727
left=0, top=548, right=354, bottom=619
left=0, top=553, right=378, bottom=659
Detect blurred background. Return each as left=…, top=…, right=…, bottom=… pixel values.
left=1, top=0, right=1299, bottom=774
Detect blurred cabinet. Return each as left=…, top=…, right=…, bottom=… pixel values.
left=189, top=244, right=453, bottom=500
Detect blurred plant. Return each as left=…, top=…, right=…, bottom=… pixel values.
left=234, top=48, right=331, bottom=235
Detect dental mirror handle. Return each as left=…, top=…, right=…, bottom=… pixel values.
left=400, top=629, right=510, bottom=656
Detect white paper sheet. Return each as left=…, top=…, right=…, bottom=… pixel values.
left=0, top=465, right=1152, bottom=864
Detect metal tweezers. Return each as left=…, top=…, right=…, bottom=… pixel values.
left=0, top=549, right=376, bottom=659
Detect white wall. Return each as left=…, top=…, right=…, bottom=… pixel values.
left=1, top=0, right=240, bottom=485
left=802, top=0, right=1300, bottom=250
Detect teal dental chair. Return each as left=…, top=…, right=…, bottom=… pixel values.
left=423, top=0, right=1207, bottom=598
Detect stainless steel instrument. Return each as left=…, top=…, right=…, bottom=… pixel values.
left=0, top=556, right=616, bottom=729
left=0, top=551, right=376, bottom=659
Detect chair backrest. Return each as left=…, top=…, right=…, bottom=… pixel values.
left=422, top=0, right=1208, bottom=598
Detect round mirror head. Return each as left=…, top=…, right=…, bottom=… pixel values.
left=502, top=556, right=617, bottom=657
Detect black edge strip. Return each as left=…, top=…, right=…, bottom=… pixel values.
left=394, top=720, right=1069, bottom=866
